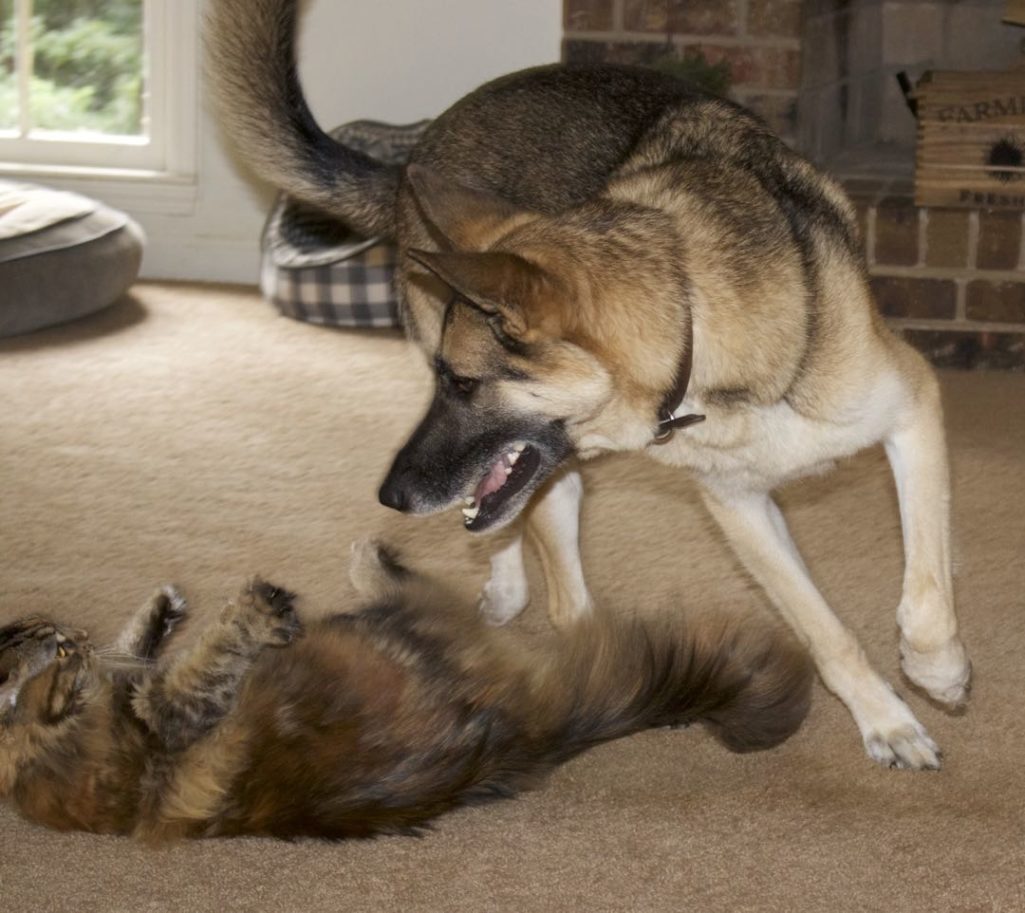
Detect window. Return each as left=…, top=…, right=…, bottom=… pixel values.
left=0, top=0, right=195, bottom=178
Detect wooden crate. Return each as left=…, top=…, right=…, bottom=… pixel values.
left=1006, top=0, right=1025, bottom=27
left=914, top=68, right=1025, bottom=209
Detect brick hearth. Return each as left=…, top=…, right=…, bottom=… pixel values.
left=854, top=179, right=1025, bottom=369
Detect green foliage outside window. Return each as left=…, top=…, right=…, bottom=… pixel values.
left=0, top=0, right=143, bottom=136
left=0, top=0, right=13, bottom=130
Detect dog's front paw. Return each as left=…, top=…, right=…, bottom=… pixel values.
left=236, top=578, right=302, bottom=646
left=858, top=694, right=942, bottom=770
left=864, top=724, right=942, bottom=771
left=478, top=576, right=530, bottom=627
left=900, top=636, right=971, bottom=707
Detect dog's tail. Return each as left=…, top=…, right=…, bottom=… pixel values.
left=529, top=607, right=814, bottom=763
left=206, top=0, right=399, bottom=237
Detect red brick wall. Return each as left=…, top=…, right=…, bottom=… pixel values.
left=563, top=0, right=802, bottom=140
left=854, top=180, right=1025, bottom=369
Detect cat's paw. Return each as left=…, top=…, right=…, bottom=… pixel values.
left=128, top=585, right=188, bottom=659
left=154, top=585, right=188, bottom=638
left=349, top=538, right=409, bottom=600
left=237, top=578, right=302, bottom=646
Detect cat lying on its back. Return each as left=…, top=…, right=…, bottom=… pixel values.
left=0, top=540, right=812, bottom=842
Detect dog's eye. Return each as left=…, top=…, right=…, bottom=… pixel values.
left=450, top=374, right=479, bottom=397
left=434, top=357, right=480, bottom=397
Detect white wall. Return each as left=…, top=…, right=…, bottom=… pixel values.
left=139, top=0, right=562, bottom=283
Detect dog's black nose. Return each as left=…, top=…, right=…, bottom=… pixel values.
left=378, top=478, right=409, bottom=513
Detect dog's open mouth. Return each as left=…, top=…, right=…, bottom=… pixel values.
left=460, top=443, right=541, bottom=532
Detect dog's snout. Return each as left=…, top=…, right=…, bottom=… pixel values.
left=378, top=393, right=461, bottom=515
left=378, top=476, right=411, bottom=513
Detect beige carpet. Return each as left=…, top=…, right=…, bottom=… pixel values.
left=1, top=283, right=1022, bottom=913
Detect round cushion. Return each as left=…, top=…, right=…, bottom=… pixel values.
left=0, top=181, right=144, bottom=337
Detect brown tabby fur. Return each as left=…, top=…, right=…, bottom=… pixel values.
left=0, top=541, right=811, bottom=842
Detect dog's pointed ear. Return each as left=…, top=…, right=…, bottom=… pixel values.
left=406, top=164, right=525, bottom=251
left=407, top=248, right=551, bottom=339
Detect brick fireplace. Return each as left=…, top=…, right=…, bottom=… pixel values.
left=562, top=0, right=1025, bottom=369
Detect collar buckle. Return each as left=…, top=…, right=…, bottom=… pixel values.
left=653, top=409, right=706, bottom=444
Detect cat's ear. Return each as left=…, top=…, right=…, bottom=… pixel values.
left=405, top=165, right=527, bottom=252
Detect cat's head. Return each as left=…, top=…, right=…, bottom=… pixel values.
left=0, top=618, right=93, bottom=748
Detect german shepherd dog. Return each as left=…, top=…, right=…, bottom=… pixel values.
left=208, top=0, right=970, bottom=769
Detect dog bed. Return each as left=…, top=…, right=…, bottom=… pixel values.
left=260, top=120, right=429, bottom=329
left=0, top=180, right=144, bottom=338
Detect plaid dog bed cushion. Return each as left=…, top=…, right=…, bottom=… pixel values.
left=260, top=119, right=430, bottom=328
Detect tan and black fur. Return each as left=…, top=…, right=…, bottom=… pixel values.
left=0, top=541, right=811, bottom=841
left=207, top=0, right=970, bottom=769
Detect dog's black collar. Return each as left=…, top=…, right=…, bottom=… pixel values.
left=652, top=335, right=705, bottom=444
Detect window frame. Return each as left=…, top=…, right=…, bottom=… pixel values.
left=0, top=0, right=198, bottom=186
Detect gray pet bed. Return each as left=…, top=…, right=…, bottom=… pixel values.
left=0, top=181, right=144, bottom=338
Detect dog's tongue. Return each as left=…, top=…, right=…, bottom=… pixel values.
left=474, top=458, right=508, bottom=504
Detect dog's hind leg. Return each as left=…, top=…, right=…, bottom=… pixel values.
left=884, top=364, right=970, bottom=706
left=700, top=485, right=942, bottom=770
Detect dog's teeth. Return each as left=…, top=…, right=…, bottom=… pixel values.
left=462, top=505, right=480, bottom=521
left=463, top=496, right=475, bottom=506
left=506, top=450, right=520, bottom=466
left=513, top=443, right=526, bottom=452
left=502, top=465, right=512, bottom=476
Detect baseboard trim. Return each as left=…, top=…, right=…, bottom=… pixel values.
left=139, top=236, right=261, bottom=284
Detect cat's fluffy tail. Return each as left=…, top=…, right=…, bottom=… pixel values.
left=533, top=608, right=814, bottom=760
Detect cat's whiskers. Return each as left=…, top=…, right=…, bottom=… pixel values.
left=93, top=647, right=153, bottom=671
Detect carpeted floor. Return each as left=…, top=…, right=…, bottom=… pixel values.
left=1, top=283, right=1022, bottom=913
